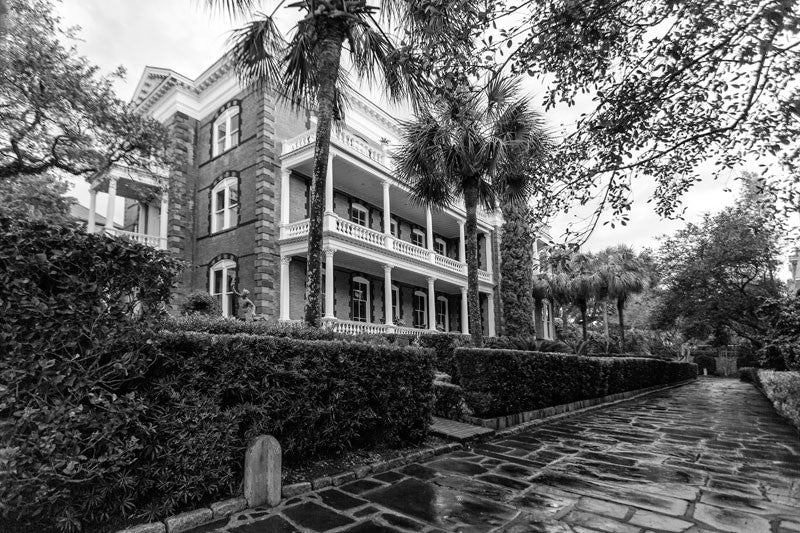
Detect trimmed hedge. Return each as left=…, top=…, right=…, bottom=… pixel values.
left=432, top=381, right=464, bottom=419
left=455, top=348, right=698, bottom=418
left=742, top=369, right=800, bottom=431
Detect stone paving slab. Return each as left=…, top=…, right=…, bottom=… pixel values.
left=188, top=379, right=800, bottom=533
left=429, top=416, right=495, bottom=442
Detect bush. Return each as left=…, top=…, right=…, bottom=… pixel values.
left=432, top=381, right=464, bottom=419
left=180, top=291, right=221, bottom=316
left=455, top=348, right=697, bottom=418
left=415, top=333, right=471, bottom=382
left=0, top=218, right=181, bottom=533
left=757, top=370, right=800, bottom=431
left=739, top=367, right=759, bottom=383
left=759, top=296, right=800, bottom=370
left=484, top=335, right=572, bottom=354
left=694, top=354, right=717, bottom=375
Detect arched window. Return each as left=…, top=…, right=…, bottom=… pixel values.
left=209, top=259, right=236, bottom=317
left=413, top=290, right=427, bottom=328
left=352, top=276, right=370, bottom=322
left=350, top=203, right=368, bottom=227
left=211, top=176, right=239, bottom=233
left=434, top=237, right=447, bottom=256
left=212, top=106, right=240, bottom=157
left=411, top=228, right=425, bottom=248
left=436, top=296, right=449, bottom=332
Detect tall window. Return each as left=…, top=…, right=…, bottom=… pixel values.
left=352, top=276, right=369, bottom=322
left=391, top=285, right=400, bottom=323
left=434, top=238, right=446, bottom=256
left=436, top=296, right=449, bottom=331
left=411, top=228, right=425, bottom=248
left=212, top=106, right=240, bottom=157
left=413, top=290, right=427, bottom=328
left=350, top=203, right=368, bottom=227
left=210, top=259, right=236, bottom=317
left=211, top=176, right=238, bottom=233
left=390, top=218, right=398, bottom=237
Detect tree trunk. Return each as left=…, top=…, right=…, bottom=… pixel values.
left=464, top=180, right=483, bottom=346
left=303, top=27, right=345, bottom=327
left=603, top=298, right=610, bottom=353
left=579, top=300, right=588, bottom=342
left=617, top=297, right=626, bottom=352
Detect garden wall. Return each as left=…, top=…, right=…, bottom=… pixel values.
left=455, top=348, right=697, bottom=418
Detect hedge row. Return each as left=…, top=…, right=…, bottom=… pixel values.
left=5, top=331, right=434, bottom=532
left=455, top=348, right=698, bottom=418
left=741, top=369, right=800, bottom=431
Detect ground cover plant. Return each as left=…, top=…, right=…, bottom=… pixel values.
left=455, top=348, right=697, bottom=418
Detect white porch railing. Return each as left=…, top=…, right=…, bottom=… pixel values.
left=109, top=229, right=166, bottom=249
left=435, top=253, right=465, bottom=273
left=391, top=238, right=429, bottom=263
left=282, top=125, right=387, bottom=167
left=332, top=217, right=386, bottom=247
left=478, top=270, right=493, bottom=283
left=323, top=318, right=427, bottom=336
left=282, top=219, right=310, bottom=240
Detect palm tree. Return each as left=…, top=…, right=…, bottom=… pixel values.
left=603, top=245, right=649, bottom=351
left=209, top=0, right=425, bottom=326
left=547, top=248, right=602, bottom=346
left=394, top=77, right=549, bottom=345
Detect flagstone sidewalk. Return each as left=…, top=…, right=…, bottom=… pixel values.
left=194, top=379, right=800, bottom=533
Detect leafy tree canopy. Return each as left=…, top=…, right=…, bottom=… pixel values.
left=0, top=0, right=170, bottom=180
left=488, top=0, right=800, bottom=227
left=651, top=176, right=786, bottom=346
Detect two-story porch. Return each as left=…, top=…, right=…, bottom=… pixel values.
left=279, top=125, right=499, bottom=336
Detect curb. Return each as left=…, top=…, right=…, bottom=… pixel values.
left=115, top=441, right=462, bottom=533
left=483, top=378, right=698, bottom=440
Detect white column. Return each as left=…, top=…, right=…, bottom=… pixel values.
left=460, top=286, right=469, bottom=335
left=457, top=219, right=465, bottom=263
left=137, top=202, right=146, bottom=234
left=487, top=292, right=496, bottom=337
left=280, top=167, right=291, bottom=225
left=325, top=154, right=334, bottom=213
left=324, top=248, right=336, bottom=319
left=280, top=256, right=292, bottom=320
left=427, top=277, right=436, bottom=331
left=383, top=264, right=393, bottom=326
left=88, top=188, right=97, bottom=233
left=159, top=192, right=169, bottom=250
left=105, top=177, right=118, bottom=235
left=382, top=180, right=391, bottom=234
left=426, top=207, right=434, bottom=251
left=485, top=232, right=493, bottom=274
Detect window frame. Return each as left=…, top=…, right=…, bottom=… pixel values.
left=350, top=202, right=368, bottom=227
left=436, top=295, right=449, bottom=332
left=210, top=176, right=239, bottom=233
left=209, top=259, right=236, bottom=318
left=212, top=106, right=241, bottom=157
left=434, top=237, right=447, bottom=256
left=413, top=290, right=427, bottom=329
left=390, top=218, right=398, bottom=237
left=352, top=276, right=370, bottom=322
left=391, top=284, right=400, bottom=323
left=411, top=228, right=425, bottom=248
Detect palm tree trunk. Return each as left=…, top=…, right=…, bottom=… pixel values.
left=303, top=27, right=345, bottom=327
left=617, top=297, right=626, bottom=352
left=464, top=180, right=483, bottom=346
left=603, top=298, right=610, bottom=353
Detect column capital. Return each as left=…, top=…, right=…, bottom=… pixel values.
left=383, top=263, right=393, bottom=273
left=281, top=166, right=292, bottom=177
left=461, top=286, right=468, bottom=295
left=427, top=276, right=437, bottom=285
left=323, top=247, right=337, bottom=258
left=281, top=255, right=293, bottom=265
left=486, top=292, right=494, bottom=302
left=381, top=178, right=391, bottom=189
left=456, top=218, right=465, bottom=227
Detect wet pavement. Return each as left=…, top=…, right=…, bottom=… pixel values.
left=203, top=379, right=800, bottom=532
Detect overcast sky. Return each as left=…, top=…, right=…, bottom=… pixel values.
left=58, top=0, right=747, bottom=258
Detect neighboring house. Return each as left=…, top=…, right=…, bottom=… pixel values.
left=789, top=248, right=800, bottom=294
left=70, top=203, right=119, bottom=233
left=90, top=56, right=551, bottom=337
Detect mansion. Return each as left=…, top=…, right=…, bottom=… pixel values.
left=87, top=57, right=554, bottom=338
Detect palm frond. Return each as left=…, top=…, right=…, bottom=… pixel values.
left=206, top=0, right=259, bottom=18
left=228, top=15, right=286, bottom=91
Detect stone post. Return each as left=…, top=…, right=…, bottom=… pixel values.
left=244, top=435, right=282, bottom=508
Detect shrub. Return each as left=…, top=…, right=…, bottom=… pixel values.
left=180, top=291, right=221, bottom=316
left=484, top=334, right=572, bottom=354
left=432, top=381, right=464, bottom=419
left=455, top=348, right=697, bottom=418
left=694, top=354, right=717, bottom=375
left=759, top=296, right=800, bottom=370
left=0, top=218, right=181, bottom=533
left=739, top=367, right=759, bottom=383
left=757, top=370, right=800, bottom=431
left=415, top=333, right=471, bottom=382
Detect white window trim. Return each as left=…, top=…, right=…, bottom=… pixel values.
left=212, top=106, right=240, bottom=157
left=413, top=290, right=427, bottom=329
left=436, top=295, right=449, bottom=332
left=390, top=218, right=398, bottom=237
left=411, top=228, right=425, bottom=248
left=352, top=275, right=370, bottom=322
left=391, top=284, right=400, bottom=322
left=434, top=237, right=447, bottom=256
left=210, top=259, right=236, bottom=317
left=211, top=176, right=238, bottom=233
left=350, top=202, right=368, bottom=227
